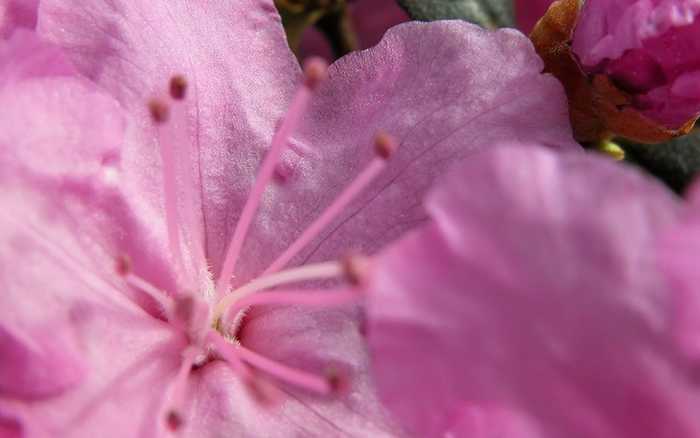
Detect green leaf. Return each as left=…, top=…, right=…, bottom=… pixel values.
left=396, top=0, right=515, bottom=28
left=622, top=130, right=700, bottom=194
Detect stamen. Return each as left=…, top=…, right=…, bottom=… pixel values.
left=211, top=261, right=342, bottom=323
left=167, top=77, right=206, bottom=275
left=214, top=58, right=329, bottom=297
left=149, top=99, right=170, bottom=123
left=162, top=348, right=197, bottom=433
left=169, top=75, right=187, bottom=101
left=221, top=288, right=361, bottom=326
left=151, top=98, right=185, bottom=275
left=236, top=344, right=332, bottom=395
left=263, top=133, right=397, bottom=275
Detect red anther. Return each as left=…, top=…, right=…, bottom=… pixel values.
left=148, top=99, right=170, bottom=123
left=115, top=255, right=132, bottom=277
left=341, top=255, right=371, bottom=287
left=303, top=57, right=329, bottom=90
left=325, top=367, right=350, bottom=396
left=374, top=131, right=398, bottom=159
left=169, top=75, right=187, bottom=100
left=166, top=410, right=184, bottom=431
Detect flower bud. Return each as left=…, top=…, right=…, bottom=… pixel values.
left=573, top=0, right=700, bottom=130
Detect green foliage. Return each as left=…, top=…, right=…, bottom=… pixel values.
left=622, top=130, right=700, bottom=194
left=396, top=0, right=514, bottom=28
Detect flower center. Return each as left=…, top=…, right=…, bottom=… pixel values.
left=117, top=59, right=394, bottom=433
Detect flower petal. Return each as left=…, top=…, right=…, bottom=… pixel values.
left=0, top=0, right=38, bottom=38
left=367, top=144, right=700, bottom=437
left=244, top=21, right=579, bottom=279
left=0, top=34, right=122, bottom=183
left=0, top=30, right=74, bottom=86
left=0, top=182, right=185, bottom=436
left=658, top=180, right=700, bottom=361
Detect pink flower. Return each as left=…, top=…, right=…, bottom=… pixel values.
left=572, top=0, right=700, bottom=129
left=515, top=0, right=555, bottom=33
left=1, top=0, right=576, bottom=435
left=298, top=0, right=408, bottom=61
left=365, top=143, right=700, bottom=437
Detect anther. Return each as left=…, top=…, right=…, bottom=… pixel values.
left=148, top=99, right=170, bottom=123
left=115, top=255, right=132, bottom=277
left=303, top=57, right=329, bottom=90
left=166, top=410, right=184, bottom=431
left=169, top=75, right=187, bottom=100
left=374, top=131, right=398, bottom=159
left=325, top=367, right=350, bottom=396
left=342, top=255, right=370, bottom=287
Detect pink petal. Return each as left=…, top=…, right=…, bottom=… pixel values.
left=0, top=30, right=74, bottom=85
left=25, top=305, right=182, bottom=437
left=445, top=404, right=543, bottom=438
left=37, top=0, right=301, bottom=284
left=0, top=32, right=186, bottom=301
left=0, top=324, right=83, bottom=400
left=367, top=144, right=700, bottom=437
left=0, top=34, right=122, bottom=182
left=658, top=180, right=700, bottom=361
left=265, top=22, right=578, bottom=274
left=0, top=183, right=183, bottom=436
left=0, top=414, right=23, bottom=438
left=0, top=0, right=38, bottom=38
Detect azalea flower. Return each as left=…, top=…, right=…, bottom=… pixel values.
left=2, top=0, right=576, bottom=435
left=364, top=143, right=700, bottom=437
left=572, top=0, right=700, bottom=129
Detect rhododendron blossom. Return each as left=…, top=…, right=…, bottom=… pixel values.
left=365, top=144, right=700, bottom=437
left=573, top=0, right=700, bottom=128
left=0, top=0, right=576, bottom=436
